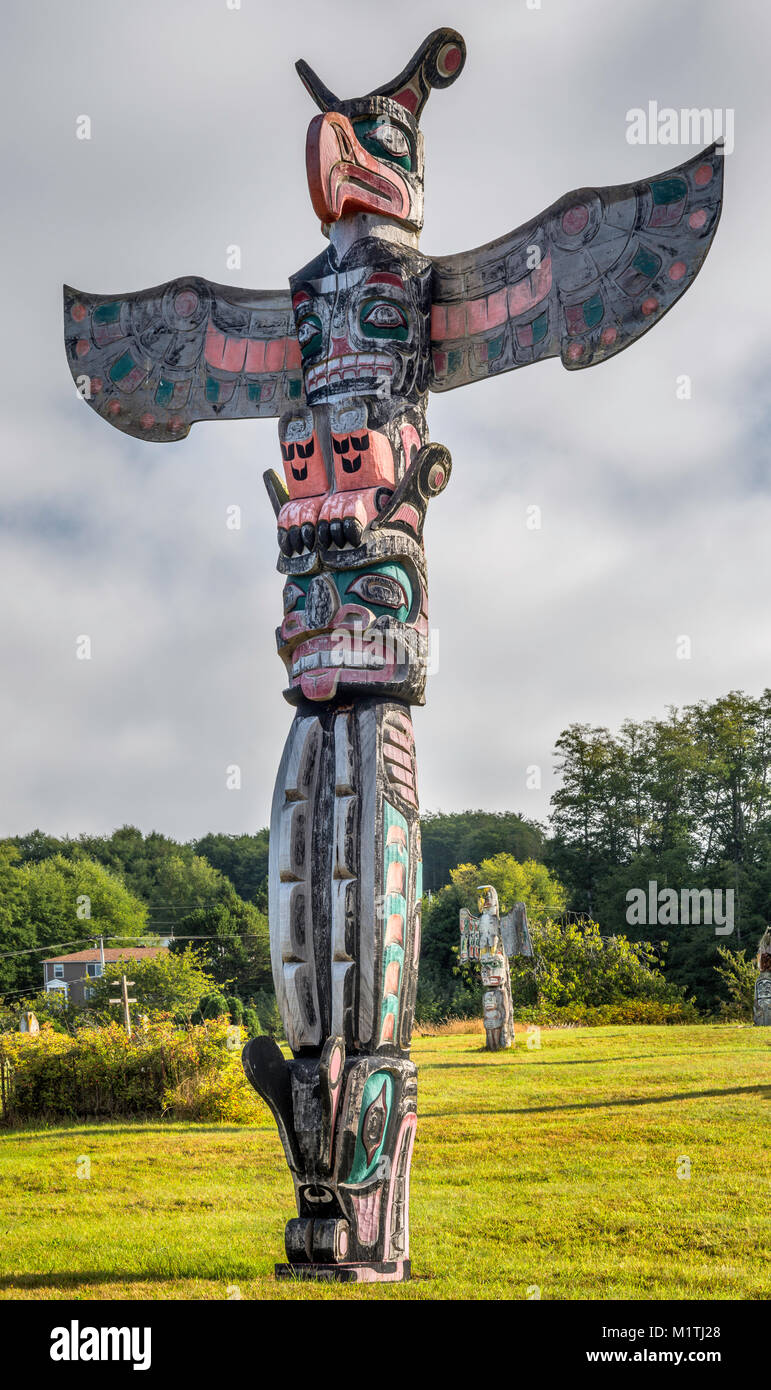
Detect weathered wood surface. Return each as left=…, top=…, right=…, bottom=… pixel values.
left=63, top=22, right=724, bottom=1281
left=754, top=929, right=771, bottom=1026
left=460, top=887, right=532, bottom=1051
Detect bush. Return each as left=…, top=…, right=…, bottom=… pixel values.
left=253, top=989, right=283, bottom=1039
left=86, top=947, right=216, bottom=1024
left=163, top=1063, right=268, bottom=1124
left=510, top=918, right=690, bottom=1011
left=194, top=991, right=229, bottom=1023
left=0, top=1016, right=261, bottom=1125
left=712, top=946, right=756, bottom=1020
left=242, top=1006, right=262, bottom=1038
left=226, top=996, right=244, bottom=1024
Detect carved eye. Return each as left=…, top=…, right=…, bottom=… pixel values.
left=283, top=581, right=305, bottom=615
left=296, top=313, right=322, bottom=359
left=346, top=572, right=408, bottom=610
left=371, top=122, right=410, bottom=158
left=353, top=117, right=413, bottom=171
left=360, top=299, right=409, bottom=341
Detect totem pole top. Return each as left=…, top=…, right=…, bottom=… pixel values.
left=63, top=27, right=723, bottom=448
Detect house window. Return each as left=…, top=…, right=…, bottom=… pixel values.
left=85, top=987, right=95, bottom=1000
left=53, top=963, right=64, bottom=978
left=86, top=963, right=102, bottom=978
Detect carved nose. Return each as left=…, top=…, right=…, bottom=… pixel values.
left=306, top=575, right=338, bottom=630
left=330, top=336, right=351, bottom=356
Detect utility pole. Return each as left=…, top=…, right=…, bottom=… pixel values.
left=109, top=973, right=136, bottom=1038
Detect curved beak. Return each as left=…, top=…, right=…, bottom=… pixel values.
left=305, top=111, right=411, bottom=225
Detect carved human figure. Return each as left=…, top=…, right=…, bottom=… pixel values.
left=63, top=27, right=723, bottom=1281
left=460, top=888, right=533, bottom=1050
left=754, top=929, right=771, bottom=1027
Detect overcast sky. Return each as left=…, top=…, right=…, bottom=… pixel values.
left=1, top=0, right=769, bottom=842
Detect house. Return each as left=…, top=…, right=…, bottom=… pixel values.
left=43, top=947, right=166, bottom=1006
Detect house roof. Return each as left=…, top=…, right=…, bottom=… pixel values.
left=45, top=947, right=166, bottom=964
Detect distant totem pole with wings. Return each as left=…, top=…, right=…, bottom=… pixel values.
left=754, top=929, right=771, bottom=1026
left=63, top=28, right=723, bottom=1281
left=460, top=888, right=533, bottom=1050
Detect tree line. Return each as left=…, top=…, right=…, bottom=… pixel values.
left=1, top=688, right=766, bottom=1018
left=547, top=690, right=771, bottom=1007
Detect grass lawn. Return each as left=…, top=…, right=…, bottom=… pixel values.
left=0, top=1024, right=768, bottom=1300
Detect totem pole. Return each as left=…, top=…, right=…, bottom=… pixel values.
left=63, top=28, right=723, bottom=1281
left=460, top=889, right=533, bottom=1049
left=754, top=929, right=771, bottom=1026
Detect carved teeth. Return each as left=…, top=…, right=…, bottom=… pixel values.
left=291, top=648, right=387, bottom=676
left=306, top=353, right=394, bottom=393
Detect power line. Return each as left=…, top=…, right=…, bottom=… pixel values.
left=0, top=937, right=98, bottom=961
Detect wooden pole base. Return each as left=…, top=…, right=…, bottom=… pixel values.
left=275, top=1259, right=410, bottom=1284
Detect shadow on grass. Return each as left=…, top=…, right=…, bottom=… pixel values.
left=420, top=1055, right=683, bottom=1070
left=421, top=1082, right=771, bottom=1118
left=1, top=1123, right=272, bottom=1141
left=0, top=1268, right=266, bottom=1291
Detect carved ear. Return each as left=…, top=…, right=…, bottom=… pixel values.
left=295, top=58, right=339, bottom=113
left=369, top=29, right=466, bottom=120
left=297, top=30, right=466, bottom=121
left=370, top=442, right=451, bottom=541
left=264, top=467, right=289, bottom=518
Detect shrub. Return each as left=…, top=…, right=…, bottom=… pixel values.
left=0, top=1016, right=261, bottom=1125
left=162, top=1062, right=268, bottom=1124
left=86, top=947, right=216, bottom=1024
left=242, top=1006, right=262, bottom=1038
left=226, top=996, right=244, bottom=1024
left=712, top=946, right=756, bottom=1021
left=510, top=918, right=690, bottom=1011
left=254, top=989, right=283, bottom=1039
left=194, top=991, right=229, bottom=1023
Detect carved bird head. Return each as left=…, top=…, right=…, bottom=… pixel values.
left=297, top=28, right=466, bottom=234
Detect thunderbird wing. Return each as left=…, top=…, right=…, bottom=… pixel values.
left=63, top=276, right=304, bottom=443
left=430, top=143, right=723, bottom=391
left=459, top=907, right=480, bottom=963
left=501, top=902, right=533, bottom=959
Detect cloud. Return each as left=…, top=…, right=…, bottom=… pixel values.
left=1, top=0, right=770, bottom=839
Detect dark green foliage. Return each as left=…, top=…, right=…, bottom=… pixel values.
left=85, top=948, right=216, bottom=1025
left=195, top=992, right=229, bottom=1022
left=242, top=1006, right=262, bottom=1038
left=420, top=811, right=545, bottom=892
left=227, top=996, right=244, bottom=1024
left=253, top=989, right=283, bottom=1040
left=713, top=946, right=756, bottom=1020
left=547, top=692, right=771, bottom=1010
left=192, top=832, right=270, bottom=910
left=0, top=850, right=147, bottom=996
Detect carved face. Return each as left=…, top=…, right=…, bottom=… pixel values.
left=480, top=954, right=506, bottom=988
left=277, top=556, right=427, bottom=703
left=305, top=98, right=424, bottom=231
left=290, top=241, right=432, bottom=412
left=482, top=988, right=506, bottom=1029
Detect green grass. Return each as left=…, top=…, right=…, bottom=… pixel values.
left=0, top=1025, right=768, bottom=1299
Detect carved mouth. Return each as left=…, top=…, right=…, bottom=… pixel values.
left=286, top=634, right=397, bottom=701
left=305, top=352, right=394, bottom=397
left=331, top=161, right=406, bottom=219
